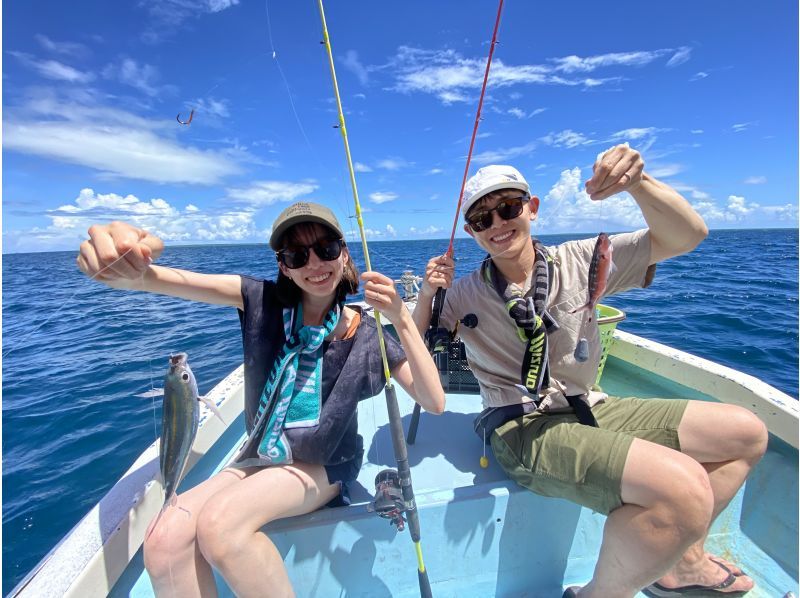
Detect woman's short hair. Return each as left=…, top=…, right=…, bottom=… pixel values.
left=274, top=222, right=359, bottom=305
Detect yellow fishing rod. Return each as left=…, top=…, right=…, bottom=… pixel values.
left=316, top=2, right=432, bottom=597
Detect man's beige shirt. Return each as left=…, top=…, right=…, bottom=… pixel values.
left=440, top=229, right=654, bottom=411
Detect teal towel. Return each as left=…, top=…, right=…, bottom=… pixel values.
left=256, top=303, right=342, bottom=464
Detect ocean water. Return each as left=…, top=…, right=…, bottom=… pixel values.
left=2, top=228, right=797, bottom=593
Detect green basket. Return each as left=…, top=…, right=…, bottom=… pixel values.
left=595, top=304, right=626, bottom=385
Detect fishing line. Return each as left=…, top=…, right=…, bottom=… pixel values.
left=264, top=0, right=360, bottom=249
left=264, top=0, right=316, bottom=156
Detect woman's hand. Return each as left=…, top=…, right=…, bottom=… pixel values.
left=361, top=271, right=405, bottom=324
left=77, top=221, right=164, bottom=283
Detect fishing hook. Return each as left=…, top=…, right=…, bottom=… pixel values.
left=176, top=109, right=194, bottom=126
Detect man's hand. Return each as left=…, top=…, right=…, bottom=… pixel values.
left=420, top=254, right=455, bottom=300
left=585, top=143, right=645, bottom=201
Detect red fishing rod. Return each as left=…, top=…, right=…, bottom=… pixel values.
left=445, top=0, right=505, bottom=256
left=409, top=0, right=506, bottom=445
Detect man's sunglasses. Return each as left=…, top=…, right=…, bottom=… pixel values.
left=276, top=238, right=345, bottom=269
left=465, top=195, right=530, bottom=232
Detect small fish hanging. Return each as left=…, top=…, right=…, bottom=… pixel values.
left=571, top=232, right=614, bottom=323
left=176, top=109, right=195, bottom=126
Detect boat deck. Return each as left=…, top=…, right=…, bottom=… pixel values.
left=113, top=354, right=798, bottom=597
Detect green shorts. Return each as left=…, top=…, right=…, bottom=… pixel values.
left=490, top=396, right=689, bottom=515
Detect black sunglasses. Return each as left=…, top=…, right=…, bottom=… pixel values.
left=276, top=238, right=345, bottom=269
left=465, top=195, right=530, bottom=232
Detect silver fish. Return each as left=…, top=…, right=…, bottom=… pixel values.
left=159, top=353, right=203, bottom=507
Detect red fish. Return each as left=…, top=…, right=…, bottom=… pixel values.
left=571, top=233, right=614, bottom=322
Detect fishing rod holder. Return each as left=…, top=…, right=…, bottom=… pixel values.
left=367, top=469, right=409, bottom=531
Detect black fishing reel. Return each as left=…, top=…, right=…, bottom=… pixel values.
left=424, top=327, right=451, bottom=354
left=367, top=469, right=407, bottom=531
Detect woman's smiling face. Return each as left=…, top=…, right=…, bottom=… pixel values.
left=277, top=222, right=348, bottom=299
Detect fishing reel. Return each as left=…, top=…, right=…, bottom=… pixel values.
left=424, top=327, right=451, bottom=354
left=367, top=469, right=407, bottom=531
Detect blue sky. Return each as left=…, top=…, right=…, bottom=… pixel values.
left=3, top=0, right=798, bottom=253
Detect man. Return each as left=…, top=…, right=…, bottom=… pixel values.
left=414, top=144, right=767, bottom=598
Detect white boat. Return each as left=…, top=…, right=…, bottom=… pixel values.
left=9, top=301, right=798, bottom=597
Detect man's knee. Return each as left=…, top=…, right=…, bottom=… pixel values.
left=730, top=407, right=768, bottom=463
left=638, top=455, right=714, bottom=541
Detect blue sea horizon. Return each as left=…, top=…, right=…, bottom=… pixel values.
left=2, top=228, right=798, bottom=594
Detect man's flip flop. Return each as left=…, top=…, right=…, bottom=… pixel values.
left=642, top=560, right=750, bottom=597
left=708, top=555, right=748, bottom=579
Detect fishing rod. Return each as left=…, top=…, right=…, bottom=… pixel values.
left=315, top=2, right=432, bottom=597
left=410, top=0, right=505, bottom=447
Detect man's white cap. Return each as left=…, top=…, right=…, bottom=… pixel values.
left=462, top=165, right=530, bottom=216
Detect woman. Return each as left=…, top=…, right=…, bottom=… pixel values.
left=77, top=201, right=445, bottom=597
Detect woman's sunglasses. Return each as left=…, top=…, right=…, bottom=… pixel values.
left=465, top=195, right=530, bottom=232
left=276, top=238, right=344, bottom=269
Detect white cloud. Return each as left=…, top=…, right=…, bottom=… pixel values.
left=9, top=51, right=94, bottom=83
left=346, top=227, right=386, bottom=240
left=226, top=180, right=318, bottom=206
left=540, top=129, right=594, bottom=148
left=473, top=142, right=537, bottom=164
left=386, top=224, right=397, bottom=237
left=376, top=158, right=410, bottom=171
left=744, top=176, right=767, bottom=184
left=508, top=108, right=526, bottom=119
left=691, top=129, right=704, bottom=134
left=553, top=48, right=685, bottom=73
left=342, top=50, right=369, bottom=85
left=610, top=127, right=665, bottom=141
left=732, top=122, right=756, bottom=133
left=647, top=163, right=684, bottom=178
left=761, top=204, right=798, bottom=220
left=690, top=72, right=709, bottom=81
left=4, top=92, right=251, bottom=184
left=428, top=168, right=444, bottom=174
left=386, top=46, right=682, bottom=103
left=354, top=162, right=373, bottom=172
left=727, top=194, right=758, bottom=216
left=410, top=225, right=443, bottom=235
left=5, top=119, right=243, bottom=185
left=537, top=167, right=645, bottom=231
left=4, top=187, right=262, bottom=252
left=102, top=58, right=168, bottom=97
left=687, top=192, right=797, bottom=225
left=140, top=0, right=240, bottom=43
left=672, top=183, right=710, bottom=201
left=666, top=47, right=692, bottom=67
left=190, top=97, right=230, bottom=118
left=369, top=191, right=398, bottom=204
left=35, top=34, right=88, bottom=58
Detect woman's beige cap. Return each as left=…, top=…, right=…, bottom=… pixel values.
left=269, top=202, right=344, bottom=250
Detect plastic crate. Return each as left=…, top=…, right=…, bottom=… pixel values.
left=595, top=304, right=626, bottom=384
left=435, top=339, right=480, bottom=394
